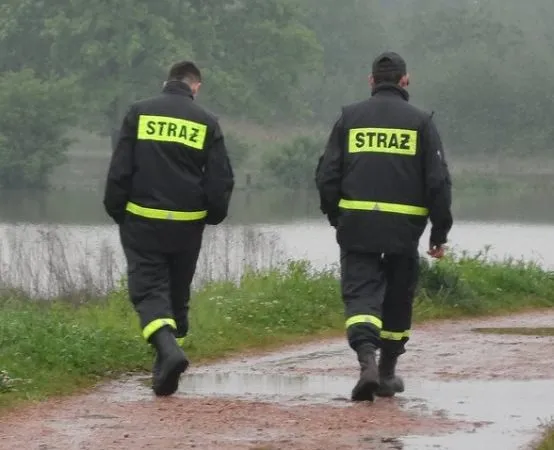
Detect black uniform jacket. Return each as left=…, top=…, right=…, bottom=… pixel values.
left=103, top=81, right=235, bottom=252
left=315, top=83, right=452, bottom=254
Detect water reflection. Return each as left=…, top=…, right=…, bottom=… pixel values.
left=1, top=185, right=554, bottom=225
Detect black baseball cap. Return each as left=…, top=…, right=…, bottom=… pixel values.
left=372, top=51, right=407, bottom=76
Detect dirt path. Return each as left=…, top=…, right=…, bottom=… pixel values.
left=2, top=311, right=554, bottom=450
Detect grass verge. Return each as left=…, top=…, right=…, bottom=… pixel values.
left=1, top=253, right=554, bottom=411
left=536, top=425, right=554, bottom=450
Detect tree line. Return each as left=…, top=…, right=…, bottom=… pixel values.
left=0, top=0, right=552, bottom=188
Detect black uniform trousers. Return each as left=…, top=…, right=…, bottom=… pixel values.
left=341, top=249, right=419, bottom=356
left=122, top=239, right=202, bottom=342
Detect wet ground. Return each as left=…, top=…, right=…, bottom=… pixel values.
left=1, top=311, right=553, bottom=449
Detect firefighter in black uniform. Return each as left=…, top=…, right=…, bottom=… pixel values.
left=103, top=61, right=234, bottom=396
left=315, top=52, right=452, bottom=402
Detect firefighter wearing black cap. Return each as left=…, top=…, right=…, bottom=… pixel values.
left=315, top=52, right=453, bottom=402
left=103, top=60, right=234, bottom=396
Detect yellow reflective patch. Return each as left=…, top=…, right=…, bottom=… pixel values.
left=126, top=202, right=207, bottom=221
left=339, top=199, right=428, bottom=216
left=345, top=314, right=383, bottom=329
left=143, top=318, right=177, bottom=341
left=137, top=115, right=207, bottom=150
left=348, top=127, right=418, bottom=155
left=380, top=330, right=411, bottom=341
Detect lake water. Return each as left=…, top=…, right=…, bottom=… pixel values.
left=0, top=187, right=553, bottom=296
left=1, top=218, right=553, bottom=297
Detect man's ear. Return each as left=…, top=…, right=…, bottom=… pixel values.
left=192, top=82, right=202, bottom=97
left=368, top=75, right=375, bottom=88
left=400, top=73, right=410, bottom=87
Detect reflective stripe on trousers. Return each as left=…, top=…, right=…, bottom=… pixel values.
left=142, top=318, right=177, bottom=341
left=338, top=199, right=428, bottom=216
left=345, top=314, right=382, bottom=329
left=380, top=330, right=411, bottom=341
left=346, top=316, right=411, bottom=341
left=126, top=202, right=207, bottom=221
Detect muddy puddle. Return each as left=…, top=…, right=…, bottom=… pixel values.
left=2, top=311, right=554, bottom=450
left=179, top=311, right=554, bottom=448
left=401, top=378, right=554, bottom=449
left=116, top=370, right=553, bottom=449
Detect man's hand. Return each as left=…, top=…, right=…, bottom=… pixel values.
left=427, top=244, right=446, bottom=259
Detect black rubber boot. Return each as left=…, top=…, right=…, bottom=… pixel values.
left=150, top=326, right=189, bottom=396
left=375, top=351, right=405, bottom=398
left=152, top=324, right=183, bottom=382
left=175, top=318, right=188, bottom=340
left=351, top=346, right=380, bottom=402
left=152, top=354, right=161, bottom=384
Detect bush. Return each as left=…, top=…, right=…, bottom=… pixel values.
left=262, top=135, right=324, bottom=188
left=417, top=249, right=554, bottom=315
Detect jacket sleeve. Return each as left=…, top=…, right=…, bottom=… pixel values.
left=203, top=121, right=235, bottom=225
left=315, top=114, right=344, bottom=227
left=103, top=105, right=137, bottom=225
left=421, top=113, right=453, bottom=246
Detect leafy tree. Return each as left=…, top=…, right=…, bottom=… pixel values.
left=163, top=0, right=324, bottom=123
left=2, top=0, right=324, bottom=129
left=41, top=0, right=190, bottom=134
left=296, top=0, right=387, bottom=122
left=0, top=0, right=58, bottom=74
left=262, top=135, right=324, bottom=188
left=389, top=0, right=554, bottom=154
left=0, top=70, right=78, bottom=188
left=3, top=0, right=554, bottom=172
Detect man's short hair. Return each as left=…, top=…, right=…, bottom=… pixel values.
left=167, top=61, right=202, bottom=83
left=372, top=52, right=407, bottom=84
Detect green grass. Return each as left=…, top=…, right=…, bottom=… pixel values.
left=472, top=327, right=554, bottom=336
left=1, top=254, right=554, bottom=411
left=415, top=250, right=554, bottom=318
left=537, top=426, right=554, bottom=450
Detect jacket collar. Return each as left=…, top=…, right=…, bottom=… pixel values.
left=371, top=83, right=410, bottom=101
left=162, top=80, right=194, bottom=99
